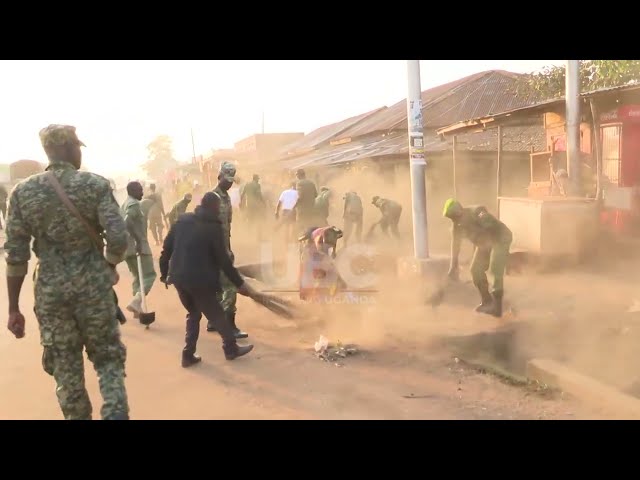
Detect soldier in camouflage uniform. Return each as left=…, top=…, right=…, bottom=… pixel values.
left=0, top=183, right=8, bottom=228
left=206, top=162, right=248, bottom=339
left=141, top=183, right=167, bottom=246
left=314, top=186, right=332, bottom=226
left=443, top=198, right=513, bottom=318
left=167, top=193, right=192, bottom=227
left=370, top=196, right=402, bottom=240
left=240, top=174, right=265, bottom=240
left=342, top=191, right=363, bottom=246
left=121, top=181, right=157, bottom=317
left=4, top=124, right=130, bottom=420
left=293, top=169, right=318, bottom=234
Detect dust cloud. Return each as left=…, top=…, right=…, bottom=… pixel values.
left=230, top=159, right=640, bottom=402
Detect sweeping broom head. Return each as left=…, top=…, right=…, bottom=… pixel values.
left=252, top=292, right=298, bottom=319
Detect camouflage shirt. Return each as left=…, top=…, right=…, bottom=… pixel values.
left=213, top=185, right=233, bottom=255
left=377, top=198, right=402, bottom=218
left=3, top=161, right=128, bottom=286
left=451, top=205, right=512, bottom=250
left=168, top=198, right=190, bottom=224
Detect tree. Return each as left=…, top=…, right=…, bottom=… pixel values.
left=514, top=60, right=640, bottom=101
left=143, top=134, right=178, bottom=179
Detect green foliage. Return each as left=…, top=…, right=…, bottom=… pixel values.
left=514, top=60, right=640, bottom=100
left=143, top=135, right=178, bottom=179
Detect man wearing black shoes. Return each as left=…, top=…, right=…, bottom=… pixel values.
left=159, top=192, right=259, bottom=367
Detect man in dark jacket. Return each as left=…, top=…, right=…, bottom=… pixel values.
left=159, top=192, right=258, bottom=367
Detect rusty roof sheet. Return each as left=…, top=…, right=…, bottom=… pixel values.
left=581, top=82, right=640, bottom=97
left=439, top=83, right=640, bottom=136
left=283, top=125, right=545, bottom=170
left=333, top=71, right=540, bottom=141
left=330, top=74, right=489, bottom=142
left=278, top=107, right=386, bottom=156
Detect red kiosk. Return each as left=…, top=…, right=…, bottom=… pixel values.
left=599, top=105, right=640, bottom=234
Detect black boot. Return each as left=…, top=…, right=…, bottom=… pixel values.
left=474, top=281, right=493, bottom=314
left=228, top=311, right=248, bottom=339
left=485, top=290, right=503, bottom=318
left=182, top=350, right=202, bottom=368
left=223, top=341, right=254, bottom=361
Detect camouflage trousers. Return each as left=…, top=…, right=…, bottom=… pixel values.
left=125, top=254, right=157, bottom=297
left=216, top=271, right=237, bottom=315
left=470, top=232, right=513, bottom=294
left=296, top=211, right=318, bottom=238
left=34, top=282, right=129, bottom=420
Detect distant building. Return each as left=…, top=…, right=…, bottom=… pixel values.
left=234, top=132, right=304, bottom=168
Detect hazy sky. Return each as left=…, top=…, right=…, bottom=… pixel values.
left=0, top=60, right=563, bottom=178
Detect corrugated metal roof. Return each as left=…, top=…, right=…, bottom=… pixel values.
left=399, top=71, right=541, bottom=130
left=278, top=107, right=386, bottom=156
left=438, top=83, right=640, bottom=136
left=330, top=72, right=491, bottom=142
left=284, top=126, right=545, bottom=170
left=581, top=82, right=640, bottom=97
left=332, top=71, right=540, bottom=141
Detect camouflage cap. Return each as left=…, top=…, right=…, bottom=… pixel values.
left=39, top=124, right=86, bottom=149
left=219, top=161, right=236, bottom=182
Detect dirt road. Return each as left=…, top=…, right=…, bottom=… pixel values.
left=0, top=245, right=601, bottom=420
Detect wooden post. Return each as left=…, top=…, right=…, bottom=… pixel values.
left=496, top=125, right=503, bottom=216
left=452, top=135, right=458, bottom=198
left=589, top=98, right=603, bottom=201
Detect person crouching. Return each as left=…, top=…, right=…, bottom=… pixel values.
left=159, top=192, right=259, bottom=367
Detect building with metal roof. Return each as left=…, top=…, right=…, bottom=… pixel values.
left=277, top=70, right=545, bottom=172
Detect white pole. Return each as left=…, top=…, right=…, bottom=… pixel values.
left=406, top=60, right=429, bottom=258
left=566, top=60, right=581, bottom=196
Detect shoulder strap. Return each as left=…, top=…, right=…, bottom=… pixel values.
left=44, top=171, right=104, bottom=251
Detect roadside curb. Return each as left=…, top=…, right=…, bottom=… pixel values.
left=527, top=358, right=640, bottom=419
left=458, top=357, right=529, bottom=386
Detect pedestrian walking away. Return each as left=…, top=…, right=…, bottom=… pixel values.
left=4, top=124, right=130, bottom=420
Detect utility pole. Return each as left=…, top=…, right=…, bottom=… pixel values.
left=262, top=111, right=265, bottom=134
left=406, top=60, right=429, bottom=259
left=190, top=128, right=197, bottom=163
left=565, top=60, right=581, bottom=196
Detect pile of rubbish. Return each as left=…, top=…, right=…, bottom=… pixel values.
left=314, top=335, right=359, bottom=366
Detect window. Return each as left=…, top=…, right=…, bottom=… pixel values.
left=602, top=125, right=622, bottom=185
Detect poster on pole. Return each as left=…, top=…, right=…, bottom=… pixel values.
left=408, top=131, right=426, bottom=165
left=409, top=99, right=423, bottom=132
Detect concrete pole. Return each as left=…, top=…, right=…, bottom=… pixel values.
left=566, top=60, right=581, bottom=196
left=406, top=60, right=429, bottom=259
left=191, top=128, right=197, bottom=163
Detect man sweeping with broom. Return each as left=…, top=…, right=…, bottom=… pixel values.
left=160, top=192, right=293, bottom=367
left=442, top=198, right=512, bottom=318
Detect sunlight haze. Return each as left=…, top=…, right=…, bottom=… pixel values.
left=0, top=60, right=562, bottom=179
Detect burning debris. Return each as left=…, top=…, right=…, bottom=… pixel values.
left=314, top=335, right=360, bottom=366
